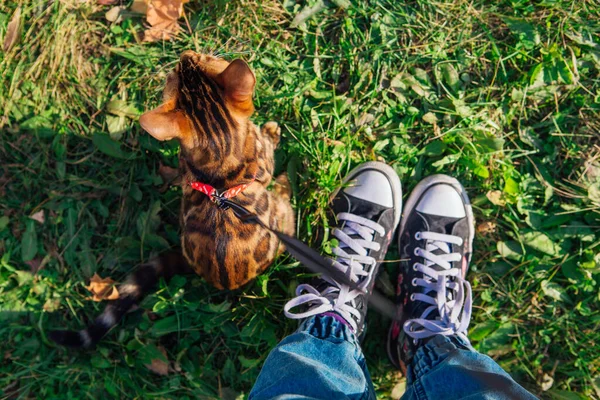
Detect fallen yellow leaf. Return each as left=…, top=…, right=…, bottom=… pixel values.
left=85, top=273, right=120, bottom=302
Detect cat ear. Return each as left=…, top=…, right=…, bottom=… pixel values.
left=217, top=59, right=256, bottom=116
left=139, top=102, right=189, bottom=142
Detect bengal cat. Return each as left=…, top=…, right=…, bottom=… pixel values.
left=49, top=51, right=295, bottom=348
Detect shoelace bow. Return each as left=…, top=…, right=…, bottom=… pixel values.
left=284, top=212, right=385, bottom=332
left=403, top=231, right=472, bottom=341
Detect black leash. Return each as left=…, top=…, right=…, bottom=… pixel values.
left=221, top=198, right=401, bottom=322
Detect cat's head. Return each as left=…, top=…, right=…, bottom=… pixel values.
left=140, top=51, right=256, bottom=157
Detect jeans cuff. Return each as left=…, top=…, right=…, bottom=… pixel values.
left=409, top=335, right=473, bottom=381
left=299, top=315, right=359, bottom=346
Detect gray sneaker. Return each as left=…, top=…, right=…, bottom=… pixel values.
left=387, top=174, right=475, bottom=372
left=284, top=162, right=402, bottom=337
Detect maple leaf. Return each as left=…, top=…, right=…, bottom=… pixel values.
left=143, top=0, right=187, bottom=42
left=85, top=273, right=120, bottom=302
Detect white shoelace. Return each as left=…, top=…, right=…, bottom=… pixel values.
left=284, top=212, right=385, bottom=332
left=403, top=231, right=472, bottom=341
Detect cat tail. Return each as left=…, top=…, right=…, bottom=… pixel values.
left=49, top=252, right=190, bottom=348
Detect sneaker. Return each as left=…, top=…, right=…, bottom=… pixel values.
left=387, top=174, right=475, bottom=373
left=284, top=162, right=402, bottom=337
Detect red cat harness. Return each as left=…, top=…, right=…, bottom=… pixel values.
left=188, top=178, right=255, bottom=209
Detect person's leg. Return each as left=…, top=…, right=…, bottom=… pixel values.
left=249, top=315, right=374, bottom=400
left=401, top=335, right=537, bottom=399
left=250, top=162, right=403, bottom=400
left=388, top=175, right=537, bottom=400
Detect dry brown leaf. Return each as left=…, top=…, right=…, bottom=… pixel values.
left=131, top=0, right=150, bottom=14
left=144, top=20, right=179, bottom=42
left=30, top=210, right=45, bottom=224
left=477, top=221, right=497, bottom=235
left=540, top=373, right=554, bottom=391
left=357, top=113, right=375, bottom=127
left=85, top=273, right=120, bottom=302
left=43, top=298, right=61, bottom=312
left=391, top=378, right=407, bottom=398
left=25, top=258, right=44, bottom=274
left=98, top=0, right=119, bottom=4
left=145, top=345, right=169, bottom=375
left=3, top=7, right=22, bottom=52
left=106, top=6, right=126, bottom=23
left=158, top=162, right=179, bottom=183
left=143, top=0, right=186, bottom=42
left=486, top=190, right=506, bottom=206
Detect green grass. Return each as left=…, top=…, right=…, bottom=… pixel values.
left=1, top=0, right=600, bottom=398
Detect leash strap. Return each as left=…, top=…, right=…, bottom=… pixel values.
left=222, top=198, right=401, bottom=321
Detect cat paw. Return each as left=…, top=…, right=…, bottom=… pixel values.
left=261, top=121, right=281, bottom=146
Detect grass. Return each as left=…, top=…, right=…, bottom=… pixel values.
left=1, top=0, right=599, bottom=398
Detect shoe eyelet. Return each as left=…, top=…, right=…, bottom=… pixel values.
left=414, top=248, right=420, bottom=256
left=410, top=294, right=416, bottom=301
left=411, top=278, right=418, bottom=287
left=413, top=264, right=418, bottom=272
left=415, top=232, right=421, bottom=240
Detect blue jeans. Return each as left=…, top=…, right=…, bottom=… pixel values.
left=250, top=315, right=537, bottom=400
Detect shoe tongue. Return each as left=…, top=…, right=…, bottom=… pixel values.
left=338, top=193, right=384, bottom=260
left=315, top=193, right=381, bottom=292
left=415, top=212, right=461, bottom=320
left=337, top=224, right=371, bottom=283
left=418, top=211, right=460, bottom=271
left=419, top=212, right=461, bottom=235
left=424, top=243, right=450, bottom=269
left=334, top=192, right=387, bottom=221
